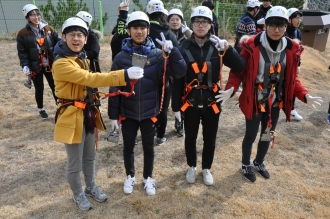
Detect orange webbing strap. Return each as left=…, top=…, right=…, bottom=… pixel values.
left=259, top=103, right=266, bottom=112
left=269, top=63, right=275, bottom=74
left=278, top=101, right=283, bottom=109
left=191, top=62, right=199, bottom=74
left=36, top=38, right=45, bottom=46
left=212, top=83, right=219, bottom=93
left=210, top=101, right=220, bottom=114
left=151, top=117, right=157, bottom=123
left=276, top=62, right=282, bottom=73
left=191, top=62, right=208, bottom=74
left=217, top=44, right=228, bottom=90
left=181, top=100, right=192, bottom=112
left=74, top=101, right=86, bottom=109
left=158, top=46, right=169, bottom=114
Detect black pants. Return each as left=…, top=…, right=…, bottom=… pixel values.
left=292, top=95, right=296, bottom=110
left=32, top=68, right=57, bottom=109
left=242, top=103, right=280, bottom=165
left=184, top=105, right=220, bottom=169
left=328, top=102, right=330, bottom=114
left=122, top=117, right=155, bottom=179
left=156, top=84, right=172, bottom=138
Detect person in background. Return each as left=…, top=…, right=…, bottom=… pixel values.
left=108, top=11, right=187, bottom=195
left=219, top=6, right=323, bottom=183
left=234, top=0, right=260, bottom=54
left=146, top=0, right=179, bottom=145
left=76, top=11, right=102, bottom=72
left=110, top=0, right=130, bottom=61
left=285, top=8, right=303, bottom=121
left=17, top=4, right=60, bottom=119
left=172, top=6, right=245, bottom=186
left=167, top=9, right=192, bottom=48
left=167, top=8, right=193, bottom=137
left=202, top=0, right=219, bottom=36
left=52, top=17, right=144, bottom=210
left=255, top=0, right=272, bottom=31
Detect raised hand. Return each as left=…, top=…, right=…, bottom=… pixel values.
left=209, top=35, right=228, bottom=51
left=119, top=0, right=131, bottom=11
left=155, top=32, right=173, bottom=53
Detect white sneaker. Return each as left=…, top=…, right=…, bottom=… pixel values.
left=202, top=169, right=214, bottom=185
left=123, top=175, right=135, bottom=194
left=291, top=109, right=303, bottom=120
left=143, top=177, right=156, bottom=196
left=186, top=166, right=197, bottom=183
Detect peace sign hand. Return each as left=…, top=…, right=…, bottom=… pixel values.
left=119, top=0, right=131, bottom=11
left=155, top=32, right=173, bottom=53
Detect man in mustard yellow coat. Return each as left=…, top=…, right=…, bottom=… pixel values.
left=52, top=17, right=144, bottom=211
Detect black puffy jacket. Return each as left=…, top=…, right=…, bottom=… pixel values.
left=16, top=23, right=60, bottom=72
left=108, top=37, right=187, bottom=121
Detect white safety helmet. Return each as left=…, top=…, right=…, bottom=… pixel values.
left=190, top=6, right=213, bottom=22
left=126, top=11, right=150, bottom=26
left=62, top=17, right=88, bottom=33
left=22, top=4, right=39, bottom=17
left=76, top=11, right=93, bottom=27
left=163, top=9, right=168, bottom=16
left=146, top=0, right=165, bottom=14
left=246, top=0, right=260, bottom=8
left=287, top=8, right=302, bottom=18
left=168, top=8, right=184, bottom=20
left=265, top=6, right=288, bottom=21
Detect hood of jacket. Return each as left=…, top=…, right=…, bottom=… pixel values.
left=53, top=40, right=87, bottom=60
left=121, top=36, right=156, bottom=55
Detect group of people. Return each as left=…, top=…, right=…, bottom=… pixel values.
left=16, top=0, right=323, bottom=212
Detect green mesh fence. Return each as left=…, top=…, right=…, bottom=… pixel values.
left=0, top=0, right=245, bottom=37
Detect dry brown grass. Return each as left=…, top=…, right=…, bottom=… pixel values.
left=1, top=35, right=330, bottom=219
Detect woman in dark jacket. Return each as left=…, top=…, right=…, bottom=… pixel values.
left=146, top=0, right=178, bottom=145
left=172, top=6, right=245, bottom=186
left=108, top=11, right=186, bottom=196
left=285, top=8, right=303, bottom=121
left=167, top=8, right=192, bottom=137
left=17, top=4, right=60, bottom=118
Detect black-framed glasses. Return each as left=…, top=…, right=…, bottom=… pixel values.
left=192, top=20, right=210, bottom=27
left=267, top=25, right=287, bottom=31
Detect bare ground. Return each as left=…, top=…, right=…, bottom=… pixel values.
left=0, top=35, right=330, bottom=219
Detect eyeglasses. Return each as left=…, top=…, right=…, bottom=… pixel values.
left=66, top=33, right=85, bottom=39
left=29, top=13, right=41, bottom=18
left=267, top=25, right=287, bottom=31
left=192, top=20, right=210, bottom=27
left=294, top=17, right=303, bottom=21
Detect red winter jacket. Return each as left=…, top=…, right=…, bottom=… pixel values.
left=225, top=33, right=308, bottom=121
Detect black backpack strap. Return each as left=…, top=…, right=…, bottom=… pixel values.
left=259, top=45, right=271, bottom=97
